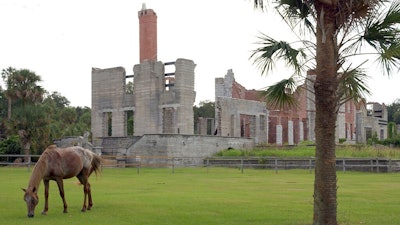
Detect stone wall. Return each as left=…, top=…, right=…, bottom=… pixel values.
left=216, top=96, right=268, bottom=144
left=91, top=67, right=129, bottom=138
left=95, top=134, right=255, bottom=166
left=133, top=60, right=165, bottom=135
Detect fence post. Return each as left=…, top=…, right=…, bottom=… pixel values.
left=28, top=155, right=32, bottom=172
left=206, top=158, right=209, bottom=173
left=136, top=156, right=141, bottom=175
left=343, top=158, right=346, bottom=173
left=274, top=159, right=278, bottom=174
left=240, top=159, right=244, bottom=174
left=172, top=157, right=175, bottom=174
left=309, top=158, right=312, bottom=174
left=370, top=159, right=373, bottom=172
left=376, top=158, right=379, bottom=173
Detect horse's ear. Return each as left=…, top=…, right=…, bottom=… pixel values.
left=21, top=188, right=26, bottom=192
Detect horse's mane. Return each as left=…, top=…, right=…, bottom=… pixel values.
left=27, top=148, right=52, bottom=191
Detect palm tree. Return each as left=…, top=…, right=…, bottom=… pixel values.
left=1, top=67, right=17, bottom=119
left=1, top=67, right=46, bottom=161
left=2, top=68, right=45, bottom=116
left=250, top=1, right=400, bottom=224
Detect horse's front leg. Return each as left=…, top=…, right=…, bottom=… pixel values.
left=55, top=178, right=68, bottom=213
left=42, top=179, right=50, bottom=215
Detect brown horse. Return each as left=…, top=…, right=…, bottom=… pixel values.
left=22, top=145, right=102, bottom=218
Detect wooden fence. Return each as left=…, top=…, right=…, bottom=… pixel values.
left=2, top=154, right=400, bottom=173
left=204, top=157, right=400, bottom=173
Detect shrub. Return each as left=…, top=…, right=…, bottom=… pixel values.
left=0, top=136, right=22, bottom=162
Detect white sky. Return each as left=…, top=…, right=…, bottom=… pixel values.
left=1, top=0, right=399, bottom=107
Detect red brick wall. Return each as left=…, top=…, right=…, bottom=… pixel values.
left=231, top=78, right=309, bottom=144
left=344, top=101, right=356, bottom=139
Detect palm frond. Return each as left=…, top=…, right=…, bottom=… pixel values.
left=337, top=67, right=371, bottom=106
left=275, top=0, right=315, bottom=35
left=363, top=0, right=400, bottom=50
left=350, top=0, right=400, bottom=76
left=250, top=34, right=306, bottom=75
left=259, top=77, right=298, bottom=109
left=378, top=42, right=400, bottom=75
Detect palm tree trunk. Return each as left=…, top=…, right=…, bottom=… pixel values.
left=7, top=98, right=11, bottom=119
left=18, top=130, right=31, bottom=163
left=313, top=2, right=338, bottom=225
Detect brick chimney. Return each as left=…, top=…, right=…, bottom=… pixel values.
left=138, top=3, right=157, bottom=63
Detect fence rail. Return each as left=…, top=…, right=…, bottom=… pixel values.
left=204, top=157, right=400, bottom=173
left=2, top=154, right=400, bottom=173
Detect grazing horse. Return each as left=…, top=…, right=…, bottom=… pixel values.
left=22, top=145, right=102, bottom=218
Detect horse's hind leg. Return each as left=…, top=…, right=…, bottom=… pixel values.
left=86, top=182, right=93, bottom=210
left=77, top=172, right=90, bottom=212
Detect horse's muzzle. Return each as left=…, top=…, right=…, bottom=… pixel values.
left=28, top=213, right=34, bottom=218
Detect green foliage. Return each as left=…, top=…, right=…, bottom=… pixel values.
left=388, top=122, right=397, bottom=139
left=259, top=77, right=298, bottom=109
left=0, top=135, right=21, bottom=155
left=0, top=67, right=92, bottom=154
left=127, top=111, right=134, bottom=136
left=193, top=101, right=215, bottom=119
left=60, top=107, right=78, bottom=125
left=367, top=132, right=379, bottom=145
left=393, top=111, right=400, bottom=124
left=387, top=99, right=400, bottom=123
left=215, top=144, right=400, bottom=159
left=378, top=135, right=400, bottom=147
left=215, top=148, right=250, bottom=157
left=43, top=91, right=70, bottom=108
left=126, top=81, right=134, bottom=94
left=193, top=101, right=215, bottom=134
left=7, top=104, right=51, bottom=154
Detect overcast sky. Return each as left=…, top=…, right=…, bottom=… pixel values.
left=1, top=0, right=399, bottom=107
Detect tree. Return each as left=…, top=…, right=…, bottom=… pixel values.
left=193, top=101, right=215, bottom=134
left=1, top=67, right=17, bottom=119
left=7, top=104, right=51, bottom=156
left=1, top=68, right=46, bottom=159
left=250, top=1, right=400, bottom=224
left=126, top=81, right=134, bottom=94
left=1, top=68, right=44, bottom=109
left=387, top=98, right=400, bottom=123
left=0, top=87, right=8, bottom=139
left=43, top=91, right=71, bottom=109
left=193, top=101, right=215, bottom=119
left=0, top=135, right=22, bottom=162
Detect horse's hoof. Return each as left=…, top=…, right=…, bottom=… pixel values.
left=41, top=211, right=47, bottom=216
left=63, top=210, right=68, bottom=214
left=81, top=208, right=86, bottom=212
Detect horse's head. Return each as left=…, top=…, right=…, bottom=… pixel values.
left=22, top=187, right=39, bottom=218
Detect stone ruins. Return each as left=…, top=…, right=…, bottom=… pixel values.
left=88, top=5, right=388, bottom=164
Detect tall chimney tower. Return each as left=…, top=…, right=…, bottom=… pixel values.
left=138, top=3, right=157, bottom=63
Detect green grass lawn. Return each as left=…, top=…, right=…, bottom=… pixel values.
left=2, top=167, right=400, bottom=225
left=217, top=144, right=400, bottom=159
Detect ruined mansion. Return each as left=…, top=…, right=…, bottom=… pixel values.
left=88, top=5, right=387, bottom=161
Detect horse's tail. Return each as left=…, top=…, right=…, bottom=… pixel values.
left=91, top=153, right=102, bottom=176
